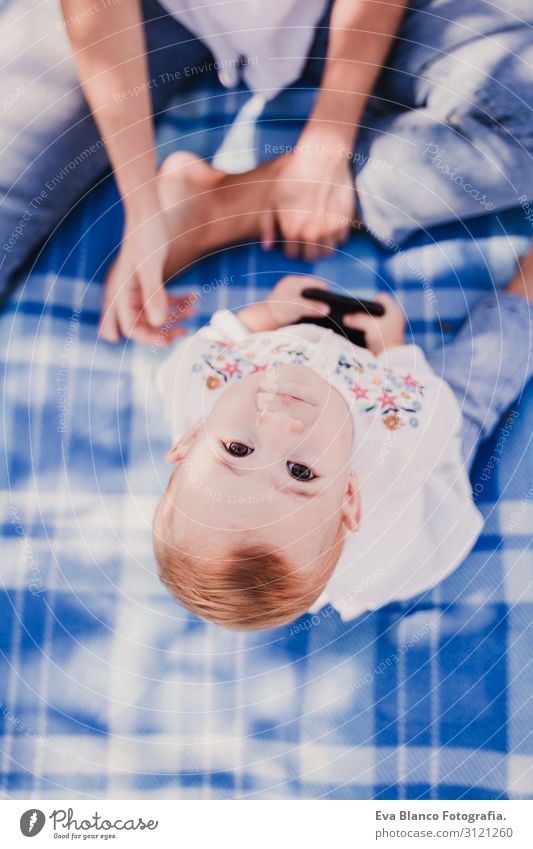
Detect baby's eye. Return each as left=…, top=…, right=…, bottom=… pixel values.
left=287, top=461, right=317, bottom=482
left=223, top=441, right=254, bottom=458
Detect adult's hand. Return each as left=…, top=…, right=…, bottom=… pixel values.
left=261, top=141, right=355, bottom=262
left=61, top=0, right=184, bottom=344
left=99, top=208, right=195, bottom=345
left=262, top=0, right=408, bottom=262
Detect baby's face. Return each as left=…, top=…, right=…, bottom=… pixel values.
left=167, top=364, right=359, bottom=564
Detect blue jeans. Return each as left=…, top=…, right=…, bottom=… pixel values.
left=427, top=291, right=533, bottom=469
left=0, top=0, right=213, bottom=305
left=1, top=0, right=532, bottom=302
left=353, top=0, right=533, bottom=244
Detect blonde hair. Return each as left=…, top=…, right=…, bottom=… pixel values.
left=153, top=512, right=343, bottom=631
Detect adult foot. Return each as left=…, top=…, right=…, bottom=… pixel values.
left=157, top=151, right=282, bottom=278
left=157, top=151, right=225, bottom=277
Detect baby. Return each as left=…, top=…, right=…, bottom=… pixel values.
left=153, top=257, right=533, bottom=630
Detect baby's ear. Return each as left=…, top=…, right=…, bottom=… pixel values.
left=165, top=419, right=204, bottom=464
left=341, top=471, right=362, bottom=532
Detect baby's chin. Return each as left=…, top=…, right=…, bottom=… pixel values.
left=253, top=362, right=349, bottom=411
left=266, top=363, right=328, bottom=390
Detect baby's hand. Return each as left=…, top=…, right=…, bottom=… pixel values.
left=239, top=275, right=330, bottom=332
left=343, top=294, right=405, bottom=356
left=265, top=275, right=331, bottom=327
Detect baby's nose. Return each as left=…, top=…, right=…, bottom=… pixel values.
left=258, top=410, right=304, bottom=433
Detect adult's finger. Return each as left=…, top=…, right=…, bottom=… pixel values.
left=277, top=210, right=305, bottom=260
left=302, top=235, right=320, bottom=263
left=260, top=208, right=277, bottom=251
left=319, top=239, right=336, bottom=257
left=333, top=220, right=351, bottom=245
left=166, top=294, right=197, bottom=324
left=138, top=263, right=169, bottom=327
left=99, top=267, right=124, bottom=343
left=98, top=305, right=121, bottom=343
left=118, top=296, right=194, bottom=345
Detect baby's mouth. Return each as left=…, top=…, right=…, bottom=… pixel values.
left=275, top=392, right=312, bottom=405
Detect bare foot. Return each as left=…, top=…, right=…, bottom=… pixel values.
left=157, top=151, right=224, bottom=277
left=157, top=151, right=280, bottom=278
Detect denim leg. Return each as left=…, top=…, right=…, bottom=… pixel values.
left=426, top=292, right=533, bottom=469
left=354, top=2, right=533, bottom=244
left=288, top=0, right=533, bottom=246
left=0, top=0, right=213, bottom=305
left=373, top=0, right=533, bottom=107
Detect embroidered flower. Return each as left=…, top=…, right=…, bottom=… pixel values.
left=191, top=336, right=428, bottom=436
left=350, top=384, right=369, bottom=401
left=220, top=361, right=241, bottom=378
left=401, top=373, right=421, bottom=389
left=379, top=390, right=398, bottom=409
left=383, top=413, right=403, bottom=431
left=338, top=354, right=362, bottom=370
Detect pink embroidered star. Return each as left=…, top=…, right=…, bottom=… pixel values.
left=379, top=390, right=397, bottom=408
left=221, top=361, right=241, bottom=378
left=250, top=363, right=268, bottom=373
left=350, top=383, right=369, bottom=400
left=401, top=373, right=420, bottom=388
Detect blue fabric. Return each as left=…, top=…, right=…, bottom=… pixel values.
left=426, top=291, right=533, bottom=469
left=1, top=80, right=532, bottom=800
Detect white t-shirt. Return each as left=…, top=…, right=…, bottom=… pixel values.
left=158, top=0, right=329, bottom=98
left=156, top=311, right=484, bottom=621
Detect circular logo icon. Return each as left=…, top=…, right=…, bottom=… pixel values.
left=20, top=810, right=46, bottom=837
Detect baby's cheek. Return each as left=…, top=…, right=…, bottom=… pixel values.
left=289, top=417, right=304, bottom=434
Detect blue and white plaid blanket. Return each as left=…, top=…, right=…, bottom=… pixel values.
left=1, top=81, right=532, bottom=800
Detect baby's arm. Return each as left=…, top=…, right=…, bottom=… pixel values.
left=236, top=276, right=406, bottom=355
left=237, top=275, right=329, bottom=332
left=343, top=293, right=405, bottom=355
left=344, top=243, right=533, bottom=355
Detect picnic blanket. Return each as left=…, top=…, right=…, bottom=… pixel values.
left=1, top=79, right=532, bottom=800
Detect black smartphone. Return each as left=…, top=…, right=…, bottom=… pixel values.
left=301, top=288, right=385, bottom=317
left=297, top=287, right=385, bottom=348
